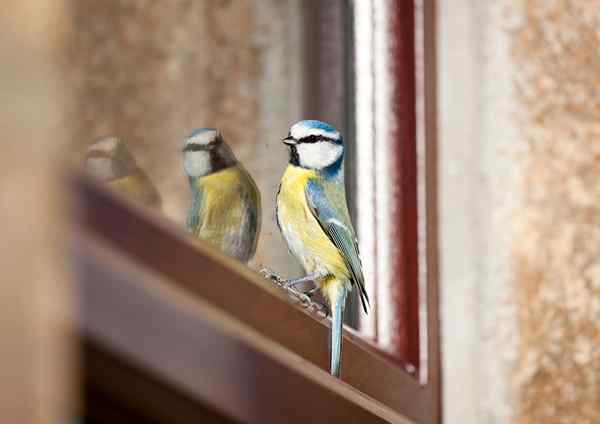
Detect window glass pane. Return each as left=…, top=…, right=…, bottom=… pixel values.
left=69, top=1, right=423, bottom=365
left=70, top=0, right=306, bottom=277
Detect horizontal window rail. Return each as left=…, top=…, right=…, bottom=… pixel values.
left=75, top=233, right=408, bottom=423
left=71, top=173, right=437, bottom=423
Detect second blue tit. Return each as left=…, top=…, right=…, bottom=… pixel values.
left=275, top=120, right=369, bottom=378
left=183, top=128, right=261, bottom=264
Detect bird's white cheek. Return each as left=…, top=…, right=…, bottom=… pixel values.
left=184, top=151, right=211, bottom=177
left=297, top=143, right=343, bottom=169
left=86, top=157, right=114, bottom=181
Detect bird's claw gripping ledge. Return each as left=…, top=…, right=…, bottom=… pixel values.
left=285, top=286, right=327, bottom=313
left=259, top=268, right=327, bottom=315
left=259, top=267, right=285, bottom=285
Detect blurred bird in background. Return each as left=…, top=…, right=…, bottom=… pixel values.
left=84, top=136, right=162, bottom=210
left=183, top=128, right=261, bottom=264
left=266, top=120, right=369, bottom=378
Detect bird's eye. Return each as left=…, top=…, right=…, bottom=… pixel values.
left=298, top=134, right=332, bottom=144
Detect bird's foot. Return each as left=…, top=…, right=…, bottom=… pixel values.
left=260, top=269, right=327, bottom=314
left=285, top=286, right=328, bottom=314
left=259, top=267, right=285, bottom=286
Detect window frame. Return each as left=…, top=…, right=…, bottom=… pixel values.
left=301, top=0, right=441, bottom=415
left=304, top=0, right=439, bottom=388
left=73, top=0, right=441, bottom=422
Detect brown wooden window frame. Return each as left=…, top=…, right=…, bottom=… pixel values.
left=74, top=1, right=440, bottom=423
left=302, top=0, right=440, bottom=388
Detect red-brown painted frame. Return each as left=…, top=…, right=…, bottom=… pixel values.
left=389, top=0, right=421, bottom=370
left=301, top=0, right=441, bottom=416
left=352, top=0, right=437, bottom=384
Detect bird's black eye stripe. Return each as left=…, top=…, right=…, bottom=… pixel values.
left=183, top=136, right=221, bottom=152
left=184, top=143, right=212, bottom=152
left=298, top=135, right=335, bottom=144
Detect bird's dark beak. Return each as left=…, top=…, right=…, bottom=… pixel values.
left=282, top=136, right=297, bottom=146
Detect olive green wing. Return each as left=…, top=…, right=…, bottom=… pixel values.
left=305, top=179, right=369, bottom=313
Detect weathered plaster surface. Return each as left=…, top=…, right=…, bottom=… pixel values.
left=509, top=2, right=600, bottom=423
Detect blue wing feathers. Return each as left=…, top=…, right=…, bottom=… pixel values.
left=305, top=179, right=370, bottom=313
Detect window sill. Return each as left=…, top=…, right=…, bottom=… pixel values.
left=72, top=174, right=436, bottom=423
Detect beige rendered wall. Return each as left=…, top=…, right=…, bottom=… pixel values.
left=509, top=2, right=600, bottom=423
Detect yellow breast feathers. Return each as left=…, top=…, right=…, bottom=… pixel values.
left=109, top=172, right=161, bottom=209
left=277, top=165, right=349, bottom=285
left=191, top=165, right=259, bottom=261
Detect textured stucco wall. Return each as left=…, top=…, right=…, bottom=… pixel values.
left=67, top=0, right=303, bottom=274
left=509, top=2, right=600, bottom=423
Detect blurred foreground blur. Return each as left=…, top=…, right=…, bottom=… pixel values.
left=0, top=2, right=73, bottom=423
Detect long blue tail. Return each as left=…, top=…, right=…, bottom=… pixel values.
left=330, top=289, right=347, bottom=377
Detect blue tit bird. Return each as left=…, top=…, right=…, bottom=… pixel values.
left=85, top=136, right=162, bottom=210
left=274, top=119, right=369, bottom=377
left=183, top=128, right=261, bottom=264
